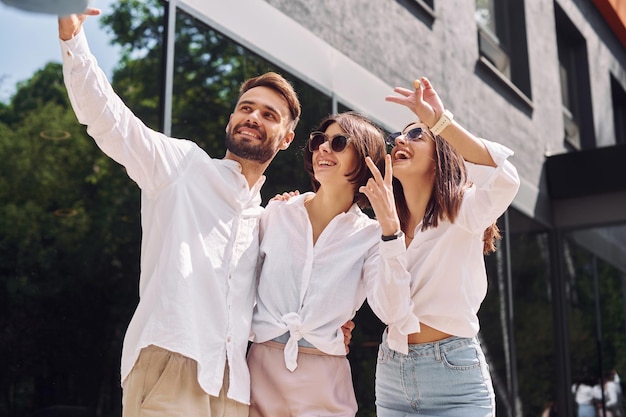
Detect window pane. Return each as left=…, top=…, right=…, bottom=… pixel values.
left=566, top=228, right=626, bottom=400
left=481, top=209, right=555, bottom=417
left=475, top=0, right=531, bottom=98
left=475, top=0, right=497, bottom=37
left=611, top=75, right=626, bottom=145
left=555, top=3, right=595, bottom=149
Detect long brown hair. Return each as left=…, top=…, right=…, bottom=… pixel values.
left=393, top=132, right=500, bottom=254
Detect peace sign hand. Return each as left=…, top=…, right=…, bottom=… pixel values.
left=359, top=155, right=401, bottom=236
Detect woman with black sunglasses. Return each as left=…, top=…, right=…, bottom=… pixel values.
left=246, top=111, right=420, bottom=416
left=360, top=77, right=520, bottom=417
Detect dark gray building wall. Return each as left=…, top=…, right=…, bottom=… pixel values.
left=262, top=0, right=626, bottom=228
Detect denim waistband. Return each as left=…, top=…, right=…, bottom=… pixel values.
left=382, top=329, right=477, bottom=358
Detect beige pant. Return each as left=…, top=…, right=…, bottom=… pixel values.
left=122, top=345, right=249, bottom=417
left=247, top=341, right=357, bottom=417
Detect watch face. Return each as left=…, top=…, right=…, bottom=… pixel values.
left=1, top=0, right=90, bottom=16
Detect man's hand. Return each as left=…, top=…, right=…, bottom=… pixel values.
left=58, top=8, right=101, bottom=41
left=269, top=190, right=299, bottom=202
left=341, top=320, right=355, bottom=354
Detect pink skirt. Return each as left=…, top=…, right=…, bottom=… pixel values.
left=247, top=341, right=358, bottom=417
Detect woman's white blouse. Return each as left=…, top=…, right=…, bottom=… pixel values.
left=251, top=193, right=419, bottom=370
left=572, top=383, right=601, bottom=405
left=383, top=139, right=520, bottom=353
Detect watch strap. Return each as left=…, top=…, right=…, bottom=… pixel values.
left=381, top=230, right=404, bottom=241
left=430, top=109, right=454, bottom=136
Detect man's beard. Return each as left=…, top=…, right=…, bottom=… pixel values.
left=225, top=128, right=276, bottom=164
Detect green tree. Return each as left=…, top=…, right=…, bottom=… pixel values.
left=0, top=63, right=140, bottom=416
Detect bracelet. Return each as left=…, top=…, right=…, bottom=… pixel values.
left=381, top=230, right=404, bottom=241
left=430, top=109, right=454, bottom=136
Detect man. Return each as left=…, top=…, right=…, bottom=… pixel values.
left=58, top=8, right=300, bottom=417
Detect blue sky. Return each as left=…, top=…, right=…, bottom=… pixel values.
left=0, top=0, right=120, bottom=103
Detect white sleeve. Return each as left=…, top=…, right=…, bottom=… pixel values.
left=606, top=383, right=619, bottom=407
left=457, top=139, right=520, bottom=233
left=363, top=237, right=420, bottom=354
left=60, top=30, right=196, bottom=193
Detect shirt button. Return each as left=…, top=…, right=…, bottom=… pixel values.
left=227, top=336, right=231, bottom=343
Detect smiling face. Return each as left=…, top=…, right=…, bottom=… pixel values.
left=303, top=112, right=386, bottom=208
left=225, top=86, right=294, bottom=164
left=311, top=122, right=358, bottom=189
left=389, top=122, right=436, bottom=184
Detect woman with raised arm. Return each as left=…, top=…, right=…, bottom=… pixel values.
left=361, top=77, right=520, bottom=417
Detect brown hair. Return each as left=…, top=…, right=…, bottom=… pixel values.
left=239, top=72, right=301, bottom=130
left=393, top=132, right=501, bottom=254
left=304, top=112, right=386, bottom=209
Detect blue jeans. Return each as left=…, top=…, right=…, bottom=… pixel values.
left=576, top=403, right=596, bottom=417
left=375, top=330, right=496, bottom=417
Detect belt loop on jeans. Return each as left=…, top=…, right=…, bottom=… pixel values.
left=434, top=341, right=442, bottom=362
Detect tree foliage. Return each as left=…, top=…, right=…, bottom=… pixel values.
left=0, top=63, right=140, bottom=416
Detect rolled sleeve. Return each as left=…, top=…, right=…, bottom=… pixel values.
left=368, top=238, right=421, bottom=354
left=460, top=139, right=520, bottom=233
left=60, top=30, right=194, bottom=193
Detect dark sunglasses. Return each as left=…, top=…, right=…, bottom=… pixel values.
left=385, top=127, right=430, bottom=148
left=308, top=131, right=351, bottom=153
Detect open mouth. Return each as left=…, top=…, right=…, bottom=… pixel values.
left=393, top=150, right=411, bottom=160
